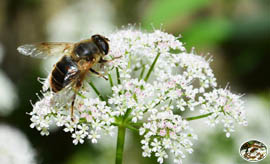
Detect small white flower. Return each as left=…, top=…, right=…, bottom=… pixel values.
left=77, top=124, right=89, bottom=136
left=55, top=114, right=66, bottom=127
left=63, top=121, right=76, bottom=133
left=151, top=138, right=162, bottom=152
left=156, top=150, right=168, bottom=164
left=88, top=130, right=101, bottom=143
left=72, top=131, right=86, bottom=145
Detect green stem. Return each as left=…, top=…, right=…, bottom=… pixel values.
left=108, top=73, right=114, bottom=87
left=116, top=67, right=121, bottom=85
left=112, top=122, right=138, bottom=132
left=72, top=89, right=86, bottom=99
left=123, top=108, right=132, bottom=121
left=144, top=53, right=160, bottom=82
left=88, top=81, right=105, bottom=101
left=185, top=112, right=213, bottom=121
left=124, top=124, right=139, bottom=132
left=115, top=125, right=126, bottom=164
left=139, top=65, right=145, bottom=80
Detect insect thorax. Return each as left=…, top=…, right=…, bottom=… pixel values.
left=74, top=42, right=100, bottom=61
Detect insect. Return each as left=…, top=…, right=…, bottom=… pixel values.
left=18, top=34, right=120, bottom=120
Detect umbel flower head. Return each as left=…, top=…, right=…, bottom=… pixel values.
left=29, top=29, right=247, bottom=163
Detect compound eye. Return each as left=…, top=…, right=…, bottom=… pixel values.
left=92, top=35, right=109, bottom=55
left=98, top=39, right=109, bottom=55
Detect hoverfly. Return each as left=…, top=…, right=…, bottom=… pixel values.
left=18, top=34, right=120, bottom=120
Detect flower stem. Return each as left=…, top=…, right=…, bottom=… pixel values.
left=116, top=67, right=121, bottom=84
left=112, top=122, right=138, bottom=132
left=108, top=73, right=114, bottom=87
left=144, top=53, right=160, bottom=82
left=125, top=124, right=139, bottom=132
left=88, top=81, right=105, bottom=101
left=185, top=112, right=213, bottom=121
left=115, top=125, right=126, bottom=164
left=139, top=65, right=145, bottom=80
left=72, top=88, right=86, bottom=99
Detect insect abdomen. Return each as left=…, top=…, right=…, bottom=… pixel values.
left=50, top=56, right=80, bottom=92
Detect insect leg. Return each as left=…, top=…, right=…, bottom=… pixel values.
left=71, top=93, right=76, bottom=121
left=99, top=56, right=122, bottom=64
left=90, top=68, right=108, bottom=80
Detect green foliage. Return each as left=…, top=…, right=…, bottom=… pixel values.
left=142, top=0, right=233, bottom=50
left=142, top=0, right=211, bottom=29
left=182, top=18, right=232, bottom=49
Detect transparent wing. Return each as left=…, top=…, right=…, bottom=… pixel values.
left=52, top=84, right=75, bottom=107
left=17, top=42, right=74, bottom=59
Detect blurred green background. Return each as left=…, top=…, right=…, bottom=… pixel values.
left=0, top=0, right=269, bottom=164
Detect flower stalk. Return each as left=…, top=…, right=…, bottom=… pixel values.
left=108, top=73, right=114, bottom=87
left=89, top=81, right=105, bottom=101
left=116, top=67, right=121, bottom=84
left=115, top=123, right=126, bottom=164
left=185, top=112, right=213, bottom=121
left=144, top=53, right=160, bottom=82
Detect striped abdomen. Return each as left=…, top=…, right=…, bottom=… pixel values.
left=50, top=56, right=80, bottom=92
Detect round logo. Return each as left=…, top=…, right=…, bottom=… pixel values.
left=239, top=139, right=268, bottom=162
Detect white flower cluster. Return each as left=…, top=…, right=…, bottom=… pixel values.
left=30, top=92, right=114, bottom=144
left=200, top=88, right=247, bottom=137
left=106, top=29, right=185, bottom=80
left=140, top=111, right=197, bottom=164
left=109, top=79, right=154, bottom=122
left=29, top=29, right=247, bottom=163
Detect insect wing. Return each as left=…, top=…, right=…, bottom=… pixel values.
left=52, top=84, right=74, bottom=106
left=17, top=42, right=74, bottom=59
